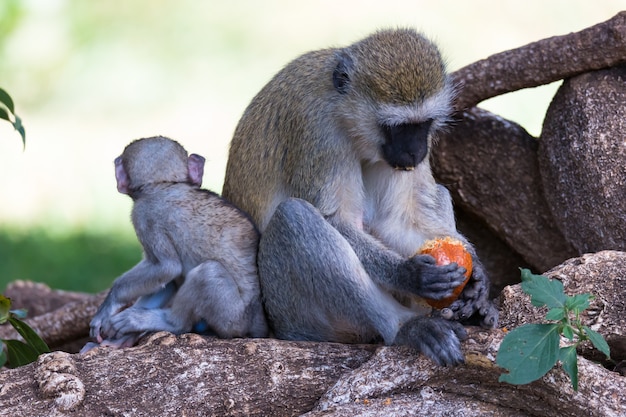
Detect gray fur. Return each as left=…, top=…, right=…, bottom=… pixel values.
left=88, top=136, right=268, bottom=349
left=223, top=29, right=498, bottom=366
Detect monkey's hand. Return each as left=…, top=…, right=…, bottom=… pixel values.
left=100, top=334, right=142, bottom=349
left=90, top=297, right=126, bottom=343
left=403, top=254, right=467, bottom=301
left=79, top=334, right=140, bottom=353
left=394, top=316, right=466, bottom=366
left=441, top=262, right=499, bottom=328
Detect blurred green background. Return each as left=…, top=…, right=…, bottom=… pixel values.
left=1, top=0, right=624, bottom=293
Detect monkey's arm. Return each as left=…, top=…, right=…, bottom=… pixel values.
left=427, top=185, right=498, bottom=327
left=90, top=258, right=182, bottom=342
left=330, top=219, right=466, bottom=301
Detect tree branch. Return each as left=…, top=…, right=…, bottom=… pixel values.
left=452, top=11, right=626, bottom=110
left=0, top=292, right=106, bottom=348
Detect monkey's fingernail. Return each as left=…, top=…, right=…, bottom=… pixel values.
left=440, top=308, right=453, bottom=320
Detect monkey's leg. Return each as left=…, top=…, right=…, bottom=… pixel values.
left=259, top=198, right=417, bottom=344
left=90, top=258, right=182, bottom=341
left=133, top=280, right=178, bottom=308
left=102, top=262, right=257, bottom=340
left=169, top=261, right=254, bottom=338
left=260, top=198, right=467, bottom=365
left=83, top=283, right=177, bottom=351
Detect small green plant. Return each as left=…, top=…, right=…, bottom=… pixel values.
left=0, top=87, right=26, bottom=146
left=497, top=269, right=611, bottom=391
left=0, top=294, right=50, bottom=368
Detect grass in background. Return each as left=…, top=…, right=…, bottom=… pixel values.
left=0, top=228, right=141, bottom=293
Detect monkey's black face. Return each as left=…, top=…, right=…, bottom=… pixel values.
left=380, top=120, right=432, bottom=170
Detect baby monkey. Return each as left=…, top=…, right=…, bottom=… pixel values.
left=86, top=136, right=268, bottom=351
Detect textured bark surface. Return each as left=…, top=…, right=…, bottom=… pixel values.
left=0, top=284, right=106, bottom=350
left=4, top=280, right=93, bottom=317
left=433, top=13, right=626, bottom=276
left=451, top=11, right=626, bottom=110
left=0, top=335, right=376, bottom=417
left=432, top=107, right=577, bottom=272
left=538, top=66, right=626, bottom=254
left=1, top=252, right=625, bottom=417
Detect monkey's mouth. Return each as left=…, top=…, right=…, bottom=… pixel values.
left=380, top=121, right=432, bottom=172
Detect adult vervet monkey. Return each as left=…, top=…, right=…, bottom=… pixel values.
left=223, top=29, right=498, bottom=366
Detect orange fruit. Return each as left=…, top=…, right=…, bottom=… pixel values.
left=418, top=236, right=473, bottom=309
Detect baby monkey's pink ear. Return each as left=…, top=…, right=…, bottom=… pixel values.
left=187, top=153, right=205, bottom=187
left=114, top=156, right=130, bottom=194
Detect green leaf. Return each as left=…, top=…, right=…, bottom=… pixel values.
left=13, top=114, right=26, bottom=146
left=0, top=88, right=15, bottom=113
left=583, top=326, right=611, bottom=358
left=0, top=88, right=26, bottom=145
left=0, top=107, right=10, bottom=122
left=559, top=345, right=579, bottom=391
left=4, top=339, right=39, bottom=367
left=497, top=323, right=561, bottom=385
left=520, top=269, right=566, bottom=309
left=562, top=324, right=574, bottom=341
left=8, top=317, right=50, bottom=354
left=545, top=307, right=565, bottom=321
left=0, top=295, right=10, bottom=323
left=565, top=294, right=591, bottom=312
left=0, top=342, right=7, bottom=368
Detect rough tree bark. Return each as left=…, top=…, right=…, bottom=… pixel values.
left=451, top=11, right=626, bottom=110
left=432, top=108, right=577, bottom=273
left=1, top=253, right=625, bottom=416
left=538, top=66, right=626, bottom=254
left=0, top=283, right=105, bottom=350
left=433, top=11, right=626, bottom=276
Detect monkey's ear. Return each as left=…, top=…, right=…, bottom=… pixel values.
left=114, top=156, right=131, bottom=195
left=333, top=52, right=353, bottom=94
left=188, top=153, right=205, bottom=187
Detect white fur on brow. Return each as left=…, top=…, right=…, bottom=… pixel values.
left=376, top=82, right=455, bottom=127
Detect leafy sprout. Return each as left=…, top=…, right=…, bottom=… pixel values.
left=0, top=294, right=50, bottom=368
left=496, top=269, right=611, bottom=391
left=0, top=87, right=26, bottom=146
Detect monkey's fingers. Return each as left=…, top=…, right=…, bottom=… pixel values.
left=444, top=282, right=498, bottom=326
left=444, top=294, right=478, bottom=320
left=478, top=300, right=499, bottom=328
left=79, top=341, right=101, bottom=354
left=89, top=320, right=104, bottom=343
left=413, top=254, right=437, bottom=265
left=418, top=281, right=462, bottom=300
left=425, top=262, right=466, bottom=285
left=451, top=320, right=468, bottom=340
left=100, top=334, right=139, bottom=349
